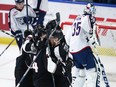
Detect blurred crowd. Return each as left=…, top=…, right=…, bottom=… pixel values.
left=49, top=0, right=116, bottom=4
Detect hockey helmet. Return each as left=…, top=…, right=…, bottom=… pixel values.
left=84, top=3, right=96, bottom=15
left=52, top=29, right=64, bottom=40
left=46, top=20, right=57, bottom=30
left=24, top=30, right=32, bottom=38
left=46, top=19, right=62, bottom=38
left=15, top=0, right=24, bottom=3
left=33, top=25, right=47, bottom=41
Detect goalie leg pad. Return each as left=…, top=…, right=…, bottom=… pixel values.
left=72, top=67, right=86, bottom=87
left=86, top=68, right=97, bottom=87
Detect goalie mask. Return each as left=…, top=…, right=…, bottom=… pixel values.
left=84, top=3, right=96, bottom=15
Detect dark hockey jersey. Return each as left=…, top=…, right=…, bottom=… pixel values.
left=48, top=37, right=70, bottom=75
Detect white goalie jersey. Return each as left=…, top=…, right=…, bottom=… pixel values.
left=66, top=15, right=94, bottom=53
left=9, top=5, right=36, bottom=37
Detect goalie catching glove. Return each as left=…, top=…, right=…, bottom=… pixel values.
left=86, top=24, right=100, bottom=46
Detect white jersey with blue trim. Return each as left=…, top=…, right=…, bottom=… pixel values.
left=68, top=15, right=93, bottom=53
left=9, top=5, right=36, bottom=37
left=28, top=0, right=48, bottom=12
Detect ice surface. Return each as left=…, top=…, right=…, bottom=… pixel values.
left=0, top=44, right=116, bottom=87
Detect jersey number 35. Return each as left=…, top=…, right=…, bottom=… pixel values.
left=72, top=22, right=81, bottom=36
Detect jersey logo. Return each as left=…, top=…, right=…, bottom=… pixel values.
left=16, top=17, right=25, bottom=25
left=13, top=11, right=18, bottom=16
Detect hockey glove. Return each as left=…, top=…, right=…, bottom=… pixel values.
left=15, top=30, right=22, bottom=38
left=46, top=20, right=57, bottom=30
left=23, top=16, right=33, bottom=24
left=15, top=30, right=23, bottom=49
left=63, top=58, right=73, bottom=77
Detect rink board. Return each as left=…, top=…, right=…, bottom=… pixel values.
left=0, top=37, right=16, bottom=45
left=0, top=1, right=116, bottom=56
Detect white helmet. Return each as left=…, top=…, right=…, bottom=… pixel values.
left=84, top=3, right=96, bottom=15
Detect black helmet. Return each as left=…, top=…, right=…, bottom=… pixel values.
left=15, top=0, right=24, bottom=3
left=33, top=25, right=46, bottom=41
left=46, top=19, right=62, bottom=38
left=24, top=30, right=32, bottom=38
left=52, top=29, right=64, bottom=40
left=46, top=20, right=57, bottom=30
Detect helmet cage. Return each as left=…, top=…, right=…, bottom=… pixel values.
left=84, top=3, right=96, bottom=15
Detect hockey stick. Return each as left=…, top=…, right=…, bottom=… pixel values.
left=0, top=29, right=14, bottom=37
left=62, top=63, right=73, bottom=87
left=89, top=24, right=110, bottom=87
left=61, top=43, right=73, bottom=87
left=48, top=12, right=60, bottom=39
left=56, top=55, right=73, bottom=87
left=47, top=36, right=72, bottom=87
left=26, top=0, right=29, bottom=30
left=0, top=38, right=15, bottom=56
left=45, top=12, right=61, bottom=48
left=46, top=12, right=61, bottom=87
left=16, top=50, right=42, bottom=87
left=0, top=30, right=16, bottom=56
left=93, top=53, right=101, bottom=87
left=46, top=12, right=72, bottom=87
left=49, top=12, right=61, bottom=87
left=93, top=44, right=110, bottom=87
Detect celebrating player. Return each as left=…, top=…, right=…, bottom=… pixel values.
left=15, top=30, right=34, bottom=87
left=32, top=20, right=73, bottom=87
left=46, top=20, right=73, bottom=87
left=9, top=0, right=36, bottom=50
left=15, top=26, right=47, bottom=87
left=67, top=3, right=97, bottom=87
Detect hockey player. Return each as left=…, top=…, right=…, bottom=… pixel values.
left=66, top=3, right=97, bottom=87
left=28, top=0, right=48, bottom=26
left=46, top=20, right=73, bottom=87
left=32, top=20, right=73, bottom=87
left=15, top=30, right=34, bottom=87
left=15, top=26, right=48, bottom=87
left=9, top=0, right=36, bottom=50
left=31, top=25, right=55, bottom=87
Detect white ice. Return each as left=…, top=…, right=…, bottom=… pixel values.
left=0, top=44, right=116, bottom=87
